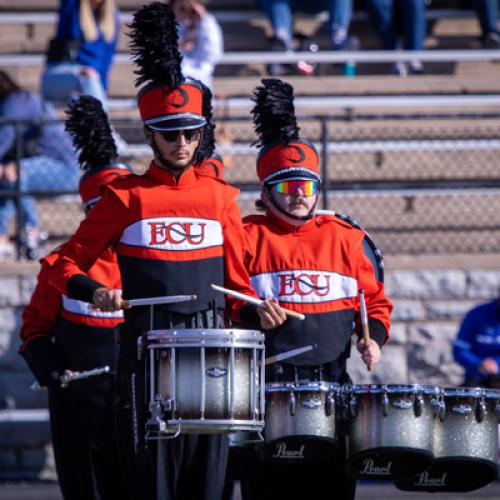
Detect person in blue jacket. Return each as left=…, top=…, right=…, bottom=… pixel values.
left=0, top=70, right=78, bottom=260
left=41, top=0, right=119, bottom=109
left=453, top=295, right=500, bottom=387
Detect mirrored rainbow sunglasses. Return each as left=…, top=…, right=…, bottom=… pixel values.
left=274, top=179, right=319, bottom=196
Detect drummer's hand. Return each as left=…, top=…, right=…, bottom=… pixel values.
left=356, top=338, right=381, bottom=367
left=479, top=357, right=499, bottom=375
left=60, top=369, right=75, bottom=389
left=257, top=299, right=287, bottom=330
left=92, top=287, right=123, bottom=311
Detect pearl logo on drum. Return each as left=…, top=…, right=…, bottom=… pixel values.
left=206, top=367, right=227, bottom=378
left=452, top=404, right=472, bottom=415
left=272, top=442, right=306, bottom=459
left=301, top=398, right=322, bottom=409
left=415, top=471, right=448, bottom=487
left=392, top=399, right=413, bottom=410
left=360, top=458, right=393, bottom=476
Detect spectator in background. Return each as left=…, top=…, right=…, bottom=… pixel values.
left=365, top=0, right=427, bottom=76
left=472, top=0, right=500, bottom=48
left=0, top=70, right=78, bottom=260
left=258, top=0, right=357, bottom=76
left=41, top=0, right=119, bottom=109
left=453, top=294, right=500, bottom=388
left=170, top=0, right=224, bottom=89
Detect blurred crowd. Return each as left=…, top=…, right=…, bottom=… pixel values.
left=0, top=0, right=499, bottom=261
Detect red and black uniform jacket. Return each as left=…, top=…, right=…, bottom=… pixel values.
left=242, top=212, right=393, bottom=366
left=50, top=163, right=253, bottom=321
left=19, top=249, right=123, bottom=386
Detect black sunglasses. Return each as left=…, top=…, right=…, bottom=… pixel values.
left=157, top=128, right=202, bottom=143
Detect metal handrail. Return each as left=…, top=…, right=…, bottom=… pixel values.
left=2, top=49, right=500, bottom=67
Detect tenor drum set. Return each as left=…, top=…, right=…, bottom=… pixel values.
left=127, top=296, right=500, bottom=494
left=139, top=326, right=500, bottom=492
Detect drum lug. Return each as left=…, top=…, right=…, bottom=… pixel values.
left=439, top=400, right=446, bottom=421
left=146, top=397, right=167, bottom=434
left=289, top=392, right=296, bottom=416
left=137, top=336, right=143, bottom=360
left=431, top=398, right=441, bottom=418
left=476, top=399, right=486, bottom=423
left=382, top=393, right=389, bottom=416
left=163, top=398, right=176, bottom=418
left=349, top=396, right=358, bottom=417
left=414, top=394, right=424, bottom=417
left=325, top=392, right=334, bottom=417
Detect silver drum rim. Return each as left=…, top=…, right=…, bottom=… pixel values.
left=349, top=384, right=440, bottom=395
left=146, top=328, right=265, bottom=348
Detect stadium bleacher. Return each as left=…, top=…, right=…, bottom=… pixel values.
left=1, top=0, right=500, bottom=255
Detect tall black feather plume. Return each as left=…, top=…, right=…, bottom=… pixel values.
left=195, top=80, right=215, bottom=162
left=65, top=95, right=117, bottom=171
left=129, top=2, right=183, bottom=88
left=251, top=78, right=300, bottom=148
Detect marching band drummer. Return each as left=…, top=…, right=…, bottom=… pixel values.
left=49, top=4, right=286, bottom=500
left=19, top=95, right=133, bottom=500
left=238, top=79, right=393, bottom=500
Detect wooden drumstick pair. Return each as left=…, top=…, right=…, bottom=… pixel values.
left=359, top=289, right=372, bottom=372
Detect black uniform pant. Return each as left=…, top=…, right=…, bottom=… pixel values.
left=49, top=379, right=125, bottom=500
left=115, top=308, right=229, bottom=500
left=238, top=437, right=356, bottom=500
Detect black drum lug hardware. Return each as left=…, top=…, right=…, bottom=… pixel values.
left=325, top=392, right=334, bottom=417
left=414, top=394, right=424, bottom=417
left=349, top=395, right=358, bottom=418
left=145, top=395, right=167, bottom=435
left=137, top=335, right=143, bottom=360
left=289, top=391, right=296, bottom=416
left=476, top=397, right=486, bottom=423
left=431, top=398, right=441, bottom=418
left=382, top=390, right=389, bottom=417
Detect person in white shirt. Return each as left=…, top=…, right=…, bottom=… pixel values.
left=170, top=0, right=224, bottom=89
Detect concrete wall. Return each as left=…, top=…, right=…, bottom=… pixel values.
left=1, top=256, right=499, bottom=479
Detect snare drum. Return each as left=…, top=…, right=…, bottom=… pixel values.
left=140, top=328, right=265, bottom=438
left=264, top=382, right=339, bottom=462
left=346, top=384, right=439, bottom=480
left=396, top=387, right=500, bottom=492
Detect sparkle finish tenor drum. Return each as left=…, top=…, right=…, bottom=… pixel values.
left=396, top=387, right=500, bottom=492
left=346, top=384, right=439, bottom=480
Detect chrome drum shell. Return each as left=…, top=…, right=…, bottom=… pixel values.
left=143, top=329, right=265, bottom=438
left=396, top=387, right=500, bottom=492
left=346, top=384, right=439, bottom=480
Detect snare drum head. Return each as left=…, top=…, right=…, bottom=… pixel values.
left=395, top=457, right=499, bottom=493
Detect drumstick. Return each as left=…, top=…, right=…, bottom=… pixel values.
left=264, top=345, right=315, bottom=366
left=121, top=294, right=197, bottom=308
left=210, top=284, right=305, bottom=320
left=359, top=289, right=372, bottom=371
